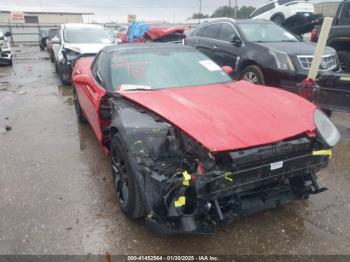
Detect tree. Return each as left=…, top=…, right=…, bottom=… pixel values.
left=192, top=13, right=210, bottom=19
left=211, top=5, right=256, bottom=19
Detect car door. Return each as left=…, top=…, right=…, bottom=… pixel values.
left=338, top=2, right=350, bottom=25
left=211, top=22, right=241, bottom=76
left=75, top=52, right=107, bottom=142
left=193, top=23, right=222, bottom=62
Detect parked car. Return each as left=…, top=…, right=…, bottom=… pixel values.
left=283, top=12, right=323, bottom=36
left=115, top=25, right=128, bottom=43
left=39, top=29, right=48, bottom=50
left=299, top=72, right=350, bottom=115
left=126, top=22, right=188, bottom=43
left=47, top=28, right=59, bottom=62
left=311, top=0, right=350, bottom=72
left=72, top=43, right=339, bottom=234
left=185, top=19, right=340, bottom=93
left=53, top=23, right=114, bottom=85
left=0, top=29, right=12, bottom=66
left=250, top=0, right=315, bottom=24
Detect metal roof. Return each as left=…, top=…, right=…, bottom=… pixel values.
left=0, top=6, right=93, bottom=15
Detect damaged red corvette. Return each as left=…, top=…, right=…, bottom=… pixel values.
left=72, top=44, right=340, bottom=234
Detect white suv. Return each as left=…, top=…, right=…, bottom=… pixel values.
left=52, top=24, right=114, bottom=85
left=250, top=0, right=314, bottom=24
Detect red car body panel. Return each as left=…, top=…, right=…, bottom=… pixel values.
left=118, top=81, right=317, bottom=153
left=144, top=26, right=188, bottom=41
left=73, top=57, right=106, bottom=143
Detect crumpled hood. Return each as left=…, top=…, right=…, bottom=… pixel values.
left=118, top=81, right=316, bottom=153
left=145, top=26, right=188, bottom=41
left=64, top=43, right=112, bottom=54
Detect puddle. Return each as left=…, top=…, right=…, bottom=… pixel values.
left=65, top=97, right=74, bottom=106
left=58, top=85, right=72, bottom=97
left=0, top=82, right=9, bottom=91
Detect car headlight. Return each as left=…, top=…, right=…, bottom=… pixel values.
left=314, top=109, right=340, bottom=148
left=63, top=47, right=81, bottom=61
left=270, top=49, right=295, bottom=72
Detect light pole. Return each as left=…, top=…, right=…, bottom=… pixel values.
left=199, top=0, right=202, bottom=15
left=228, top=0, right=232, bottom=17
left=234, top=0, right=238, bottom=19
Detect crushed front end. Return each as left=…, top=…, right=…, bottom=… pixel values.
left=131, top=129, right=332, bottom=234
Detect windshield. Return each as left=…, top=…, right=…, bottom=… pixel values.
left=238, top=22, right=299, bottom=43
left=110, top=48, right=231, bottom=90
left=64, top=26, right=113, bottom=44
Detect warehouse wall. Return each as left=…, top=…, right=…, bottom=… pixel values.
left=314, top=2, right=341, bottom=17
left=0, top=11, right=85, bottom=44
left=0, top=23, right=118, bottom=45
left=37, top=14, right=83, bottom=23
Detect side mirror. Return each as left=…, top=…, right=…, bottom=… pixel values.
left=232, top=36, right=242, bottom=47
left=222, top=66, right=233, bottom=75
left=73, top=74, right=93, bottom=86
left=4, top=31, right=11, bottom=37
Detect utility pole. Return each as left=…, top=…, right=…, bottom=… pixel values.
left=234, top=0, right=238, bottom=19
left=199, top=0, right=202, bottom=15
left=228, top=0, right=232, bottom=18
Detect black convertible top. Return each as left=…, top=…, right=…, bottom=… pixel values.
left=103, top=43, right=193, bottom=53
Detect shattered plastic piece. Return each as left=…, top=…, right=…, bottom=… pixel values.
left=224, top=172, right=234, bottom=183
left=182, top=170, right=191, bottom=186
left=134, top=140, right=143, bottom=145
left=174, top=196, right=186, bottom=208
left=313, top=149, right=333, bottom=159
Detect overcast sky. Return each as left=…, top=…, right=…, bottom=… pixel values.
left=0, top=0, right=341, bottom=22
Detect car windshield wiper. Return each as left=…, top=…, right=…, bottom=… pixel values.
left=118, top=85, right=155, bottom=91
left=281, top=40, right=298, bottom=42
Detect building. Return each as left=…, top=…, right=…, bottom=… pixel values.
left=314, top=1, right=341, bottom=17
left=0, top=7, right=93, bottom=44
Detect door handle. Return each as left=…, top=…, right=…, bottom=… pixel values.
left=212, top=45, right=219, bottom=50
left=195, top=40, right=200, bottom=44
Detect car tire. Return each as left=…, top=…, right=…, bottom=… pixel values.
left=240, top=65, right=265, bottom=85
left=111, top=133, right=145, bottom=219
left=50, top=51, right=55, bottom=63
left=55, top=62, right=58, bottom=73
left=323, top=109, right=333, bottom=118
left=58, top=63, right=71, bottom=85
left=338, top=51, right=350, bottom=73
left=73, top=88, right=87, bottom=123
left=8, top=59, right=13, bottom=66
left=271, top=14, right=284, bottom=24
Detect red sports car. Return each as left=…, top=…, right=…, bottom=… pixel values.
left=72, top=43, right=340, bottom=234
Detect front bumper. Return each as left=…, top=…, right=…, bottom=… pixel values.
left=263, top=68, right=307, bottom=93
left=300, top=72, right=350, bottom=113
left=0, top=50, right=12, bottom=64
left=58, top=61, right=74, bottom=83
left=144, top=147, right=329, bottom=234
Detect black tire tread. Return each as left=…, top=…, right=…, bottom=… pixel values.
left=111, top=134, right=145, bottom=219
left=240, top=65, right=265, bottom=85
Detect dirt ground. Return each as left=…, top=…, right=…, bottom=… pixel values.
left=0, top=46, right=350, bottom=255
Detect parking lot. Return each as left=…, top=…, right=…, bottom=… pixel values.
left=1, top=46, right=350, bottom=255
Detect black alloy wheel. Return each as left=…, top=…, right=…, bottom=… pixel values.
left=111, top=134, right=145, bottom=218
left=73, top=88, right=86, bottom=123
